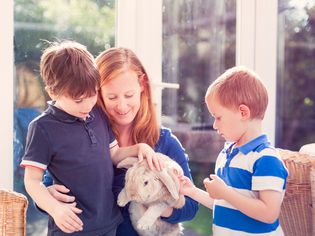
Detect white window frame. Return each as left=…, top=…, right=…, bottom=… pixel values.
left=237, top=0, right=277, bottom=145
left=0, top=1, right=14, bottom=189
left=1, top=0, right=278, bottom=189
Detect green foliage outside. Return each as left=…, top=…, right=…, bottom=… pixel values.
left=14, top=0, right=115, bottom=62
left=184, top=205, right=213, bottom=236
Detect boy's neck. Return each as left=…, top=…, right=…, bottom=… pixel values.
left=235, top=119, right=263, bottom=147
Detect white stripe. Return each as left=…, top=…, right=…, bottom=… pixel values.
left=227, top=148, right=284, bottom=173
left=252, top=176, right=285, bottom=192
left=213, top=224, right=284, bottom=236
left=215, top=188, right=259, bottom=210
left=20, top=160, right=47, bottom=170
left=229, top=152, right=257, bottom=172
left=109, top=139, right=118, bottom=149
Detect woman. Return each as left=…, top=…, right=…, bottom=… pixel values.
left=45, top=47, right=198, bottom=235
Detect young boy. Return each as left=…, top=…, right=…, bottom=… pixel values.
left=21, top=41, right=157, bottom=236
left=180, top=66, right=288, bottom=235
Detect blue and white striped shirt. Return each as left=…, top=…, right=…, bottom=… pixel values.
left=213, top=134, right=288, bottom=236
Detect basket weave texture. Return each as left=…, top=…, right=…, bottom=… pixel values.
left=278, top=149, right=315, bottom=236
left=0, top=189, right=28, bottom=236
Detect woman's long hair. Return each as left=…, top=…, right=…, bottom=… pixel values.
left=96, top=47, right=160, bottom=147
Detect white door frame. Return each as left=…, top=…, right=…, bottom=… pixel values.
left=0, top=1, right=14, bottom=189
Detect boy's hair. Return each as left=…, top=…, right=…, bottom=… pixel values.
left=40, top=40, right=100, bottom=98
left=205, top=66, right=268, bottom=120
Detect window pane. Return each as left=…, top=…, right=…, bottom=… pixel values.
left=277, top=0, right=315, bottom=150
left=13, top=0, right=115, bottom=234
left=162, top=1, right=236, bottom=235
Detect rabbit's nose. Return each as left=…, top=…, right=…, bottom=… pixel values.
left=129, top=193, right=136, bottom=199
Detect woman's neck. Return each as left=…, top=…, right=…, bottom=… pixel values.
left=117, top=124, right=134, bottom=147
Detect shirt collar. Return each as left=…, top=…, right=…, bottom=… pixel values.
left=237, top=134, right=269, bottom=155
left=224, top=134, right=269, bottom=155
left=45, top=101, right=95, bottom=123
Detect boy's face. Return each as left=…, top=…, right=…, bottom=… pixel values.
left=206, top=96, right=247, bottom=144
left=53, top=92, right=97, bottom=120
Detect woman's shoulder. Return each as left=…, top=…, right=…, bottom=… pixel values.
left=156, top=127, right=182, bottom=151
left=159, top=126, right=177, bottom=140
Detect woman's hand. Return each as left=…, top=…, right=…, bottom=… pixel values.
left=47, top=184, right=75, bottom=203
left=161, top=207, right=174, bottom=217
left=137, top=143, right=164, bottom=171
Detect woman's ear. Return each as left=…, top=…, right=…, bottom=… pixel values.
left=239, top=104, right=251, bottom=120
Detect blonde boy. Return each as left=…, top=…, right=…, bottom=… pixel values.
left=180, top=66, right=288, bottom=235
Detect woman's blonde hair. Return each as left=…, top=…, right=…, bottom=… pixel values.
left=96, top=47, right=160, bottom=147
left=205, top=66, right=268, bottom=120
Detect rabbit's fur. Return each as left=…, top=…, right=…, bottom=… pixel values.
left=117, top=154, right=185, bottom=236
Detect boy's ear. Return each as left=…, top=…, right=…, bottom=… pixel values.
left=239, top=104, right=250, bottom=119
left=45, top=86, right=56, bottom=100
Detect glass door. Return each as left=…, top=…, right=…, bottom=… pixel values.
left=162, top=1, right=236, bottom=235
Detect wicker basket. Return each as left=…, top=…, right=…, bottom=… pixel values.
left=278, top=149, right=315, bottom=236
left=0, top=189, right=28, bottom=236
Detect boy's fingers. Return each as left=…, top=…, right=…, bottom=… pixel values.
left=63, top=222, right=77, bottom=233
left=69, top=211, right=83, bottom=227
left=209, top=174, right=217, bottom=180
left=71, top=206, right=83, bottom=214
left=203, top=177, right=211, bottom=182
left=63, top=219, right=81, bottom=232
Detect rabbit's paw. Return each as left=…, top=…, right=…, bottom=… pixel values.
left=117, top=192, right=129, bottom=207
left=137, top=217, right=154, bottom=230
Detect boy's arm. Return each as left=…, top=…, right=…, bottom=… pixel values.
left=223, top=187, right=281, bottom=223
left=24, top=167, right=83, bottom=233
left=179, top=176, right=214, bottom=209
left=206, top=175, right=282, bottom=223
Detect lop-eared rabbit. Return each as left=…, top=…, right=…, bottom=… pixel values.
left=117, top=154, right=186, bottom=236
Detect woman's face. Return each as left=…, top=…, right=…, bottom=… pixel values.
left=100, top=70, right=142, bottom=128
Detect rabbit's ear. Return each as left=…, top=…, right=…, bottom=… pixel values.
left=117, top=157, right=138, bottom=169
left=157, top=168, right=180, bottom=200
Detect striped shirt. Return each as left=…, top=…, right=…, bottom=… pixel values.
left=213, top=134, right=288, bottom=236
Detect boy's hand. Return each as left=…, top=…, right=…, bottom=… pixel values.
left=50, top=202, right=83, bottom=233
left=179, top=175, right=195, bottom=196
left=203, top=174, right=228, bottom=199
left=137, top=143, right=163, bottom=171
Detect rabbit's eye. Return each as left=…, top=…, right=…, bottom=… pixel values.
left=144, top=181, right=148, bottom=186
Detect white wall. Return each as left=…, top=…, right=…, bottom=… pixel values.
left=237, top=0, right=277, bottom=144
left=0, top=1, right=14, bottom=189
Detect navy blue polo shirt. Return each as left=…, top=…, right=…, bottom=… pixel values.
left=21, top=103, right=122, bottom=235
